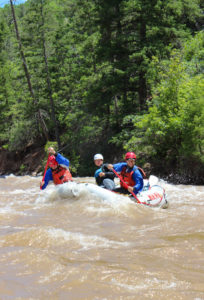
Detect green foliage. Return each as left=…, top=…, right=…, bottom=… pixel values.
left=2, top=144, right=9, bottom=150
left=124, top=32, right=204, bottom=170
left=8, top=119, right=38, bottom=151
left=68, top=151, right=80, bottom=175
left=20, top=164, right=26, bottom=173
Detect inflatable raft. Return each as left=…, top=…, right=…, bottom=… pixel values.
left=130, top=184, right=168, bottom=208
left=56, top=175, right=168, bottom=209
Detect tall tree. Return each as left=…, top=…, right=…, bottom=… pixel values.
left=37, top=0, right=61, bottom=147
left=9, top=0, right=49, bottom=141
left=95, top=0, right=203, bottom=113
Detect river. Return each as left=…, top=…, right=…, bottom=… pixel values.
left=0, top=175, right=204, bottom=299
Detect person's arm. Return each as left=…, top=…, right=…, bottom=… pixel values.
left=48, top=147, right=70, bottom=168
left=94, top=168, right=102, bottom=178
left=55, top=153, right=70, bottom=168
left=113, top=162, right=127, bottom=172
left=40, top=168, right=53, bottom=190
left=101, top=164, right=115, bottom=180
left=94, top=168, right=103, bottom=185
left=132, top=168, right=144, bottom=194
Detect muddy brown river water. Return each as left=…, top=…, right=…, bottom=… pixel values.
left=0, top=175, right=204, bottom=299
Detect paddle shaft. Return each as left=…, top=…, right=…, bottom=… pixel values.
left=112, top=168, right=142, bottom=204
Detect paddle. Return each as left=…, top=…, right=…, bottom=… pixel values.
left=40, top=154, right=50, bottom=190
left=111, top=168, right=142, bottom=204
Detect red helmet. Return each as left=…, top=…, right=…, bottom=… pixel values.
left=125, top=152, right=136, bottom=160
left=48, top=155, right=58, bottom=166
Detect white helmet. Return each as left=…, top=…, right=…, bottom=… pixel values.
left=94, top=153, right=104, bottom=160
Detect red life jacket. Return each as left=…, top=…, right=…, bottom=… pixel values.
left=52, top=166, right=72, bottom=185
left=120, top=166, right=135, bottom=188
left=120, top=165, right=146, bottom=188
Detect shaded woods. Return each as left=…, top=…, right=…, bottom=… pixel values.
left=0, top=0, right=203, bottom=183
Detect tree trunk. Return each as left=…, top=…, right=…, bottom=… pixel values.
left=138, top=70, right=147, bottom=110
left=138, top=19, right=147, bottom=110
left=40, top=0, right=61, bottom=148
left=9, top=0, right=49, bottom=140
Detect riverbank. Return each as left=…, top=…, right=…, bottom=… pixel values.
left=0, top=145, right=203, bottom=185
left=0, top=144, right=45, bottom=176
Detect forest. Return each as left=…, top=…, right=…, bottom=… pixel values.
left=0, top=0, right=203, bottom=183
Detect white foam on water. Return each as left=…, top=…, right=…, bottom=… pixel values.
left=9, top=189, right=26, bottom=194
left=38, top=264, right=64, bottom=283
left=0, top=205, right=28, bottom=216
left=46, top=227, right=130, bottom=250
left=5, top=174, right=16, bottom=178
left=76, top=182, right=142, bottom=217
left=35, top=194, right=57, bottom=207
left=111, top=276, right=188, bottom=292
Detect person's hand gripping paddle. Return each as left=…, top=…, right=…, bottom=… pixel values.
left=111, top=168, right=142, bottom=204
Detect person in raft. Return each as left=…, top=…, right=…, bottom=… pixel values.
left=107, top=152, right=144, bottom=195
left=94, top=153, right=115, bottom=190
left=40, top=147, right=72, bottom=190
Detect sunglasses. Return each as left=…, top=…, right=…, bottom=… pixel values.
left=49, top=163, right=57, bottom=166
left=126, top=158, right=135, bottom=161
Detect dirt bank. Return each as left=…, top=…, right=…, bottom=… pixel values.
left=0, top=144, right=45, bottom=176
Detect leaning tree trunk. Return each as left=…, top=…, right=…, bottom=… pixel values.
left=40, top=0, right=61, bottom=148
left=9, top=0, right=49, bottom=140
left=138, top=19, right=147, bottom=110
